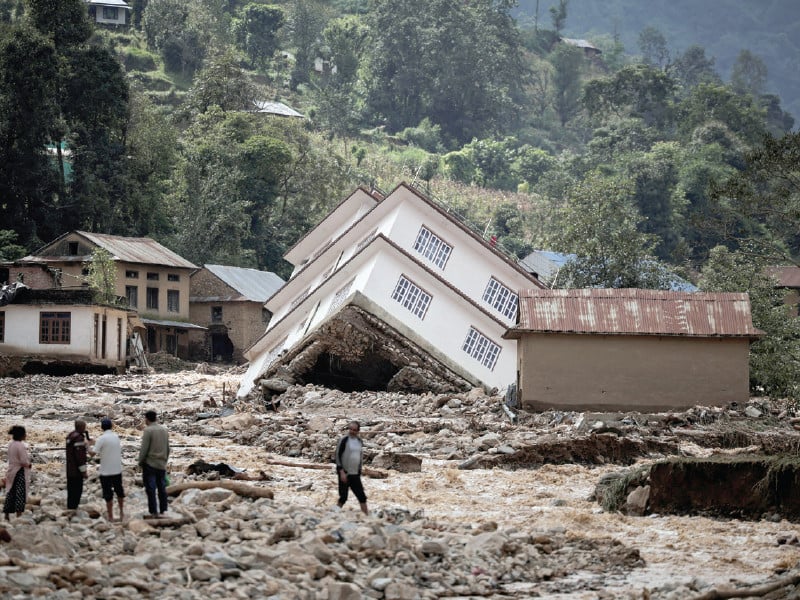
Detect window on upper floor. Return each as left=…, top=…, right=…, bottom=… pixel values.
left=126, top=270, right=139, bottom=279
left=147, top=272, right=159, bottom=281
left=40, top=312, right=71, bottom=344
left=211, top=306, right=223, bottom=323
left=146, top=287, right=159, bottom=310
left=168, top=274, right=180, bottom=282
left=462, top=326, right=500, bottom=370
left=68, top=242, right=79, bottom=255
left=413, top=226, right=452, bottom=270
left=328, top=279, right=355, bottom=315
left=391, top=275, right=431, bottom=320
left=102, top=6, right=118, bottom=19
left=126, top=285, right=138, bottom=308
left=167, top=290, right=180, bottom=312
left=482, top=277, right=518, bottom=320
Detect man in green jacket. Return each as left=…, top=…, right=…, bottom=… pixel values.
left=139, top=410, right=170, bottom=517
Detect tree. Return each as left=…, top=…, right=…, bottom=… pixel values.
left=731, top=49, right=768, bottom=98
left=582, top=63, right=675, bottom=127
left=0, top=230, right=25, bottom=261
left=287, top=0, right=327, bottom=90
left=637, top=26, right=669, bottom=70
left=699, top=245, right=800, bottom=400
left=708, top=131, right=800, bottom=260
left=0, top=24, right=60, bottom=247
left=26, top=0, right=92, bottom=48
left=186, top=51, right=255, bottom=114
left=549, top=172, right=677, bottom=289
left=233, top=3, right=284, bottom=68
left=549, top=43, right=583, bottom=127
left=676, top=83, right=767, bottom=146
left=669, top=45, right=719, bottom=94
left=549, top=0, right=567, bottom=35
left=86, top=247, right=117, bottom=304
left=364, top=0, right=528, bottom=145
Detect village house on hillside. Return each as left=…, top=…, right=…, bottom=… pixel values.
left=2, top=231, right=203, bottom=359
left=189, top=264, right=284, bottom=363
left=0, top=285, right=130, bottom=376
left=767, top=265, right=800, bottom=317
left=237, top=183, right=545, bottom=399
left=85, top=0, right=131, bottom=26
left=504, top=288, right=761, bottom=412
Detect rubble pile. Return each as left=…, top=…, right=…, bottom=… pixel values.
left=0, top=370, right=799, bottom=598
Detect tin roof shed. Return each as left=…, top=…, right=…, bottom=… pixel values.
left=505, top=288, right=762, bottom=339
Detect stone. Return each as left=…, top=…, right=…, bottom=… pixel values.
left=384, top=582, right=420, bottom=600
left=625, top=485, right=651, bottom=516
left=328, top=581, right=362, bottom=600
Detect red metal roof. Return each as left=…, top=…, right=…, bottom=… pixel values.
left=766, top=266, right=800, bottom=288
left=506, top=288, right=761, bottom=338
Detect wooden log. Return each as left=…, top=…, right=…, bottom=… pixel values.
left=690, top=572, right=800, bottom=599
left=265, top=458, right=388, bottom=479
left=166, top=480, right=274, bottom=499
left=140, top=516, right=195, bottom=527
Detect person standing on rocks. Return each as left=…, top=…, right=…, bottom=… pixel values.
left=335, top=421, right=369, bottom=515
left=138, top=410, right=170, bottom=517
left=3, top=425, right=31, bottom=521
left=66, top=419, right=90, bottom=510
left=90, top=418, right=125, bottom=521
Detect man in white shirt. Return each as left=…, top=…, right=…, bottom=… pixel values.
left=91, top=418, right=125, bottom=521
left=334, top=421, right=368, bottom=515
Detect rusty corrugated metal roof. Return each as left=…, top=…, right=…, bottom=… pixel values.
left=766, top=266, right=800, bottom=288
left=506, top=288, right=761, bottom=338
left=77, top=231, right=197, bottom=269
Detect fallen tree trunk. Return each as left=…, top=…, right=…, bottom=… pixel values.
left=166, top=480, right=274, bottom=499
left=265, top=458, right=388, bottom=479
left=691, top=571, right=800, bottom=599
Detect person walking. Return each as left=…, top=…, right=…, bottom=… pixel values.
left=3, top=425, right=31, bottom=520
left=65, top=419, right=90, bottom=510
left=138, top=410, right=169, bottom=518
left=91, top=418, right=125, bottom=521
left=334, top=421, right=369, bottom=515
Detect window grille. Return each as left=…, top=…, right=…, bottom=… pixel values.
left=412, top=226, right=452, bottom=269
left=482, top=277, right=518, bottom=320
left=462, top=326, right=500, bottom=370
left=391, top=275, right=431, bottom=319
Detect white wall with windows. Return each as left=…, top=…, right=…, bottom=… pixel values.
left=0, top=304, right=128, bottom=368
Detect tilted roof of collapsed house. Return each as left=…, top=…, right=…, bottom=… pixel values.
left=198, top=265, right=285, bottom=302
left=505, top=288, right=762, bottom=339
left=24, top=231, right=197, bottom=270
left=252, top=100, right=304, bottom=118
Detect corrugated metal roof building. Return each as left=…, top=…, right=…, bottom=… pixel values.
left=505, top=289, right=760, bottom=412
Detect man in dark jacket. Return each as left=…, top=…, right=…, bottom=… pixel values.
left=66, top=419, right=90, bottom=510
left=334, top=421, right=368, bottom=515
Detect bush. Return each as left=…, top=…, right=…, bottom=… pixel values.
left=398, top=118, right=444, bottom=153
left=122, top=46, right=158, bottom=72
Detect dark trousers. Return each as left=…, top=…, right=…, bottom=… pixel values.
left=142, top=464, right=168, bottom=515
left=66, top=476, right=84, bottom=509
left=338, top=473, right=367, bottom=506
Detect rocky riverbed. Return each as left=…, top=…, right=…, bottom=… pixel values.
left=1, top=364, right=800, bottom=599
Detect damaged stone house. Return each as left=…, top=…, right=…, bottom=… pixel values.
left=188, top=264, right=285, bottom=363
left=237, top=182, right=544, bottom=399
left=1, top=231, right=204, bottom=360
left=504, top=288, right=762, bottom=412
left=0, top=285, right=130, bottom=376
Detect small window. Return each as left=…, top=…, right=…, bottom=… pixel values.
left=167, top=290, right=180, bottom=313
left=462, top=326, right=501, bottom=370
left=40, top=312, right=71, bottom=344
left=167, top=274, right=180, bottom=282
left=413, top=226, right=452, bottom=269
left=126, top=285, right=138, bottom=308
left=68, top=242, right=79, bottom=255
left=102, top=6, right=118, bottom=19
left=146, top=287, right=159, bottom=310
left=482, top=277, right=518, bottom=320
left=147, top=272, right=159, bottom=281
left=211, top=306, right=223, bottom=323
left=126, top=270, right=139, bottom=279
left=0, top=311, right=4, bottom=342
left=391, top=275, right=431, bottom=319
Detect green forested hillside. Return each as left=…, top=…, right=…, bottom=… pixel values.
left=0, top=0, right=799, bottom=397
left=519, top=0, right=800, bottom=118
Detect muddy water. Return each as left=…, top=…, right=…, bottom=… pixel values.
left=3, top=370, right=799, bottom=597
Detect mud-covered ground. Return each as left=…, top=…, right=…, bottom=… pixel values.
left=1, top=364, right=800, bottom=599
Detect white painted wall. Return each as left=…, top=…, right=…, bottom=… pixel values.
left=0, top=304, right=127, bottom=368
left=94, top=7, right=127, bottom=25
